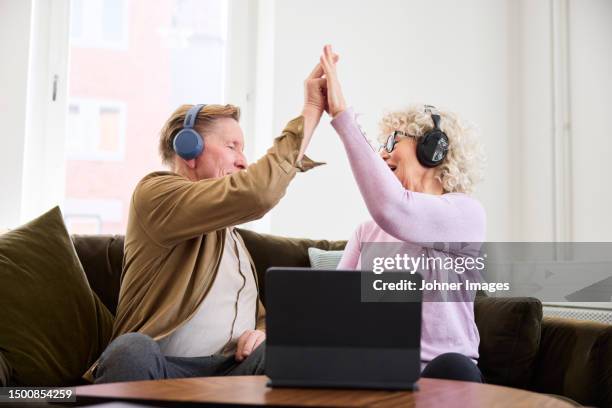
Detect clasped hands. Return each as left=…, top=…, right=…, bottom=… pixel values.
left=302, top=44, right=347, bottom=121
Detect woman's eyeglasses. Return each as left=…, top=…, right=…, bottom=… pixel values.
left=379, top=130, right=411, bottom=153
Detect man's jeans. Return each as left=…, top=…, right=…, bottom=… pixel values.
left=93, top=333, right=265, bottom=384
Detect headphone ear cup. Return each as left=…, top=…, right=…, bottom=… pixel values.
left=173, top=129, right=204, bottom=160
left=417, top=130, right=449, bottom=168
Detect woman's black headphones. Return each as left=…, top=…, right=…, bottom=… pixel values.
left=416, top=105, right=449, bottom=168
left=383, top=104, right=449, bottom=168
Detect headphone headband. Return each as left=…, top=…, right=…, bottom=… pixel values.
left=184, top=104, right=206, bottom=129
left=424, top=104, right=441, bottom=130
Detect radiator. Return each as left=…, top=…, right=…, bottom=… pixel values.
left=543, top=305, right=612, bottom=324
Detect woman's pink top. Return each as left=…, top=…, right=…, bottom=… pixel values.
left=331, top=108, right=486, bottom=367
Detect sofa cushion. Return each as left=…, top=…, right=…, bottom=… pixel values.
left=236, top=228, right=346, bottom=302
left=0, top=207, right=114, bottom=385
left=308, top=247, right=344, bottom=269
left=474, top=296, right=542, bottom=387
left=72, top=235, right=124, bottom=316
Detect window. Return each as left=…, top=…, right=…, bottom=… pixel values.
left=64, top=215, right=102, bottom=235
left=70, top=0, right=129, bottom=49
left=66, top=99, right=126, bottom=161
left=64, top=0, right=229, bottom=234
left=63, top=198, right=122, bottom=234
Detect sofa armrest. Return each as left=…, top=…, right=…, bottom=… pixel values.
left=530, top=316, right=612, bottom=407
left=0, top=351, right=11, bottom=386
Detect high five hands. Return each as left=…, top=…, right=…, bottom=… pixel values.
left=296, top=45, right=346, bottom=161
left=303, top=51, right=338, bottom=118
left=320, top=44, right=347, bottom=118
left=302, top=45, right=346, bottom=119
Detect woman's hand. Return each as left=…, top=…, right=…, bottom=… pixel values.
left=320, top=44, right=347, bottom=118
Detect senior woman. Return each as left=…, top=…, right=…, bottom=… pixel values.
left=320, top=45, right=486, bottom=382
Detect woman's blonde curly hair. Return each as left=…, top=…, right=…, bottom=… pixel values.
left=377, top=105, right=485, bottom=194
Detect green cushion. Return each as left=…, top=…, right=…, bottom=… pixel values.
left=0, top=207, right=113, bottom=385
left=308, top=247, right=344, bottom=269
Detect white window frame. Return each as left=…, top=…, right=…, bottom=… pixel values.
left=21, top=0, right=71, bottom=224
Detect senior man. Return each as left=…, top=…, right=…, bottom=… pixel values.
left=83, top=61, right=331, bottom=383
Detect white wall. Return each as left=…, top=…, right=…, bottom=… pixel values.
left=0, top=0, right=32, bottom=228
left=513, top=0, right=612, bottom=242
left=514, top=0, right=556, bottom=241
left=568, top=0, right=612, bottom=242
left=264, top=0, right=515, bottom=241
left=244, top=0, right=612, bottom=243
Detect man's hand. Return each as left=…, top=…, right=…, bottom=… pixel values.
left=303, top=63, right=327, bottom=119
left=302, top=55, right=340, bottom=119
left=297, top=55, right=338, bottom=162
left=235, top=329, right=265, bottom=362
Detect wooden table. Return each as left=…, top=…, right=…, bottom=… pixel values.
left=75, top=376, right=574, bottom=407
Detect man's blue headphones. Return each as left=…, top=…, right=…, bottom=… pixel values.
left=173, top=104, right=206, bottom=160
